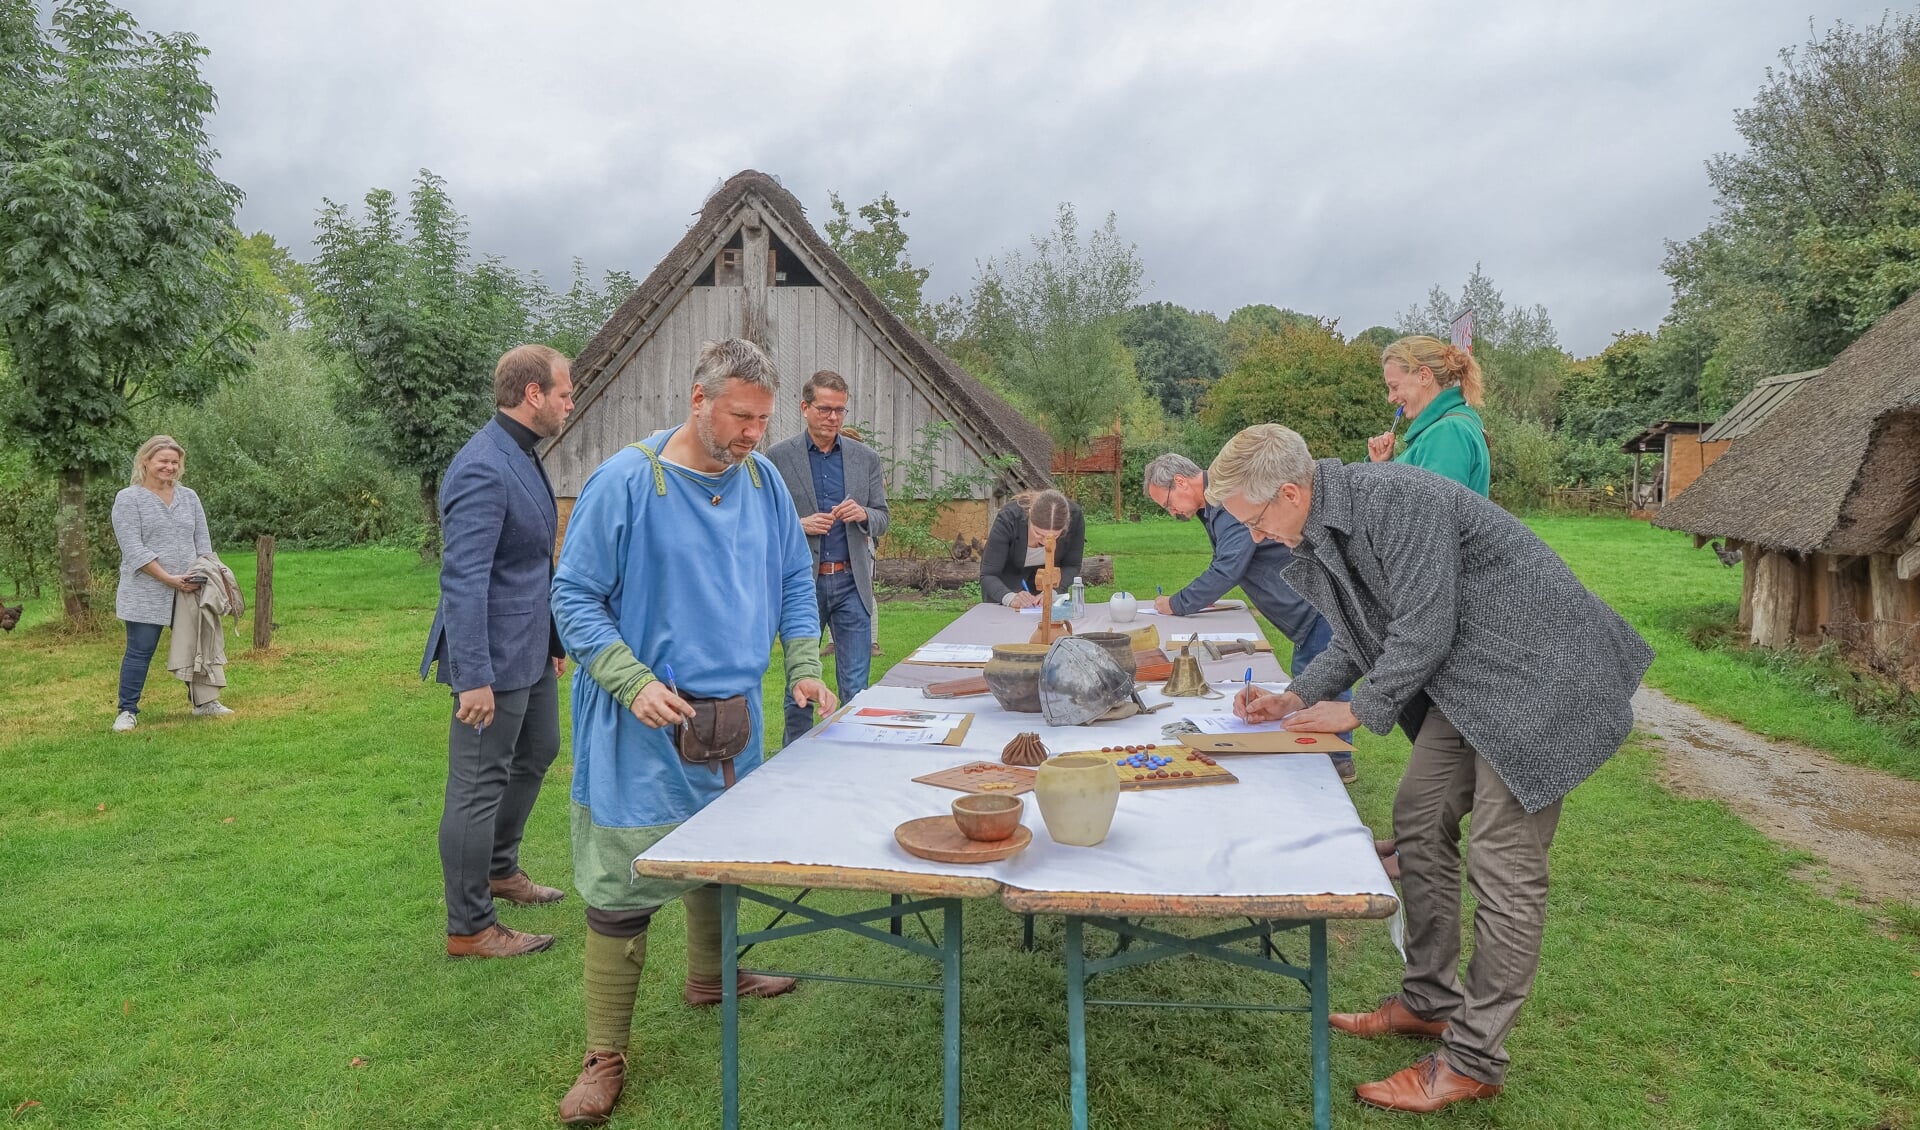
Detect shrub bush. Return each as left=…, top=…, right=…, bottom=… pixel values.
left=148, top=330, right=422, bottom=549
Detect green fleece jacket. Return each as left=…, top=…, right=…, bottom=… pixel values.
left=1395, top=386, right=1490, bottom=497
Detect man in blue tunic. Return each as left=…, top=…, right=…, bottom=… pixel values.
left=1143, top=452, right=1357, bottom=781
left=550, top=338, right=837, bottom=1125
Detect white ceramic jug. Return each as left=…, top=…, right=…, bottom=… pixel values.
left=1108, top=591, right=1137, bottom=623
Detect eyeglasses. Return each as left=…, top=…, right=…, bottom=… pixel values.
left=807, top=404, right=848, bottom=418
left=1243, top=497, right=1285, bottom=541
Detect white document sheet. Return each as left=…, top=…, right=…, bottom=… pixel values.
left=818, top=722, right=952, bottom=746
left=906, top=643, right=996, bottom=664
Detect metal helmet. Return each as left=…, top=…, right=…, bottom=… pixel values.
left=1039, top=636, right=1135, bottom=727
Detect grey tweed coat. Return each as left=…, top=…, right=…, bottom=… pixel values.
left=1285, top=459, right=1653, bottom=812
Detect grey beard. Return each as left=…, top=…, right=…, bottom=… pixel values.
left=694, top=410, right=738, bottom=466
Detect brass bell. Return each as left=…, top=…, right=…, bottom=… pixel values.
left=1160, top=634, right=1220, bottom=698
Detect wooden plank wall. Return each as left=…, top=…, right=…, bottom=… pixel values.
left=546, top=286, right=981, bottom=498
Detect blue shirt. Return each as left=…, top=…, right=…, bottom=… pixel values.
left=807, top=437, right=850, bottom=563
left=1173, top=504, right=1324, bottom=646
left=552, top=428, right=820, bottom=826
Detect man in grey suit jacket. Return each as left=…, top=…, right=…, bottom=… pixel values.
left=421, top=344, right=576, bottom=959
left=766, top=370, right=889, bottom=745
left=1208, top=424, right=1652, bottom=1114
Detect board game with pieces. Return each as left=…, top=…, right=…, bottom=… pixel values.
left=1073, top=743, right=1239, bottom=791
left=912, top=761, right=1038, bottom=796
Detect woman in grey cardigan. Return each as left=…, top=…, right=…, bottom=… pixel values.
left=110, top=435, right=231, bottom=731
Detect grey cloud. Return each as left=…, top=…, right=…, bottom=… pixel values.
left=130, top=0, right=1891, bottom=355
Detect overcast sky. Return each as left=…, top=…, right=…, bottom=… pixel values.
left=125, top=0, right=1888, bottom=356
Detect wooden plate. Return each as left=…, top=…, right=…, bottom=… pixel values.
left=894, top=816, right=1032, bottom=864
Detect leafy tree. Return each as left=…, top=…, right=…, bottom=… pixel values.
left=826, top=191, right=936, bottom=336
left=1398, top=263, right=1566, bottom=425
left=312, top=171, right=529, bottom=558
left=1352, top=325, right=1399, bottom=351
left=1665, top=14, right=1920, bottom=386
left=955, top=204, right=1146, bottom=464
left=0, top=0, right=262, bottom=618
left=524, top=259, right=636, bottom=357
left=1120, top=302, right=1225, bottom=416
left=1223, top=304, right=1321, bottom=364
left=1200, top=319, right=1383, bottom=463
left=235, top=231, right=315, bottom=331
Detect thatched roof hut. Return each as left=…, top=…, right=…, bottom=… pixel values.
left=543, top=170, right=1054, bottom=541
left=1655, top=292, right=1920, bottom=677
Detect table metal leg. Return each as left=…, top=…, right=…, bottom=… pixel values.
left=891, top=892, right=903, bottom=936
left=1023, top=913, right=1034, bottom=951
left=1311, top=919, right=1329, bottom=1130
left=722, top=883, right=741, bottom=1130
left=943, top=899, right=963, bottom=1130
left=1065, top=916, right=1088, bottom=1130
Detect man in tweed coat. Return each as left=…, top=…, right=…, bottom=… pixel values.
left=1207, top=424, right=1652, bottom=1114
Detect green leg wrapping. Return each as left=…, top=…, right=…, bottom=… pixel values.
left=584, top=927, right=648, bottom=1053
left=683, top=884, right=724, bottom=980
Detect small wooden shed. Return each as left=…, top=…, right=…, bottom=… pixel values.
left=1656, top=292, right=1920, bottom=683
left=543, top=169, right=1054, bottom=548
left=1620, top=421, right=1725, bottom=514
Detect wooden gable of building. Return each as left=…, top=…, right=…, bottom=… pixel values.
left=542, top=171, right=1053, bottom=505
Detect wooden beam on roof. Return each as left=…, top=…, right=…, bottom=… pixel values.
left=741, top=211, right=769, bottom=348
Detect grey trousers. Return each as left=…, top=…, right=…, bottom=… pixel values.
left=1394, top=709, right=1562, bottom=1086
left=439, top=666, right=560, bottom=935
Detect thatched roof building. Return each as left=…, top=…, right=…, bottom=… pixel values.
left=1656, top=292, right=1920, bottom=678
left=543, top=170, right=1053, bottom=538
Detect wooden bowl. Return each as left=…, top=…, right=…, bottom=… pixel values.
left=951, top=793, right=1024, bottom=842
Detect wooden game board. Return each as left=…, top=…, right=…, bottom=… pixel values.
left=1066, top=745, right=1239, bottom=791
left=912, top=761, right=1038, bottom=796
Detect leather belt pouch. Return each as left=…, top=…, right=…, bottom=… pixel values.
left=673, top=694, right=751, bottom=787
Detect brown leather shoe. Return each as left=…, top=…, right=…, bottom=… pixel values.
left=445, top=922, right=555, bottom=958
left=683, top=971, right=799, bottom=1007
left=489, top=869, right=565, bottom=906
left=1329, top=995, right=1449, bottom=1039
left=1355, top=1052, right=1501, bottom=1112
left=558, top=1050, right=626, bottom=1125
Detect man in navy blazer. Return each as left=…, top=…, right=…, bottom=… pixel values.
left=421, top=344, right=575, bottom=958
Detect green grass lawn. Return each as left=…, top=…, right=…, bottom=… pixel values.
left=2, top=520, right=1916, bottom=1129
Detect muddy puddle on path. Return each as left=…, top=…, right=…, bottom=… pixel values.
left=1633, top=687, right=1920, bottom=905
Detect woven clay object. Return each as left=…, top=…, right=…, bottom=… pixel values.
left=1002, top=732, right=1049, bottom=766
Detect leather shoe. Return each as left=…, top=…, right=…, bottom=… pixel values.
left=1329, top=995, right=1449, bottom=1039
left=489, top=869, right=566, bottom=906
left=558, top=1050, right=626, bottom=1125
left=683, top=970, right=799, bottom=1007
left=445, top=922, right=555, bottom=958
left=1355, top=1052, right=1501, bottom=1112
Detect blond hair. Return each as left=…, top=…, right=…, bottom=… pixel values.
left=1382, top=335, right=1484, bottom=407
left=130, top=435, right=185, bottom=488
left=1203, top=424, right=1313, bottom=508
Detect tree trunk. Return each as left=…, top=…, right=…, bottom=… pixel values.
left=56, top=467, right=91, bottom=620
left=419, top=473, right=442, bottom=561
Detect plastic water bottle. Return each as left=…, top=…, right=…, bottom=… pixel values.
left=1069, top=576, right=1086, bottom=620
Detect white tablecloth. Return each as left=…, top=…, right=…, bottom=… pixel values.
left=639, top=683, right=1395, bottom=902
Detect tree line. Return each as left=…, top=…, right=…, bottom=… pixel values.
left=4, top=1, right=1917, bottom=620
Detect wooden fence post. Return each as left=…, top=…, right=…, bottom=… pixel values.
left=253, top=534, right=275, bottom=651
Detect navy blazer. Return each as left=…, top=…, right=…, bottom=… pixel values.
left=420, top=419, right=560, bottom=694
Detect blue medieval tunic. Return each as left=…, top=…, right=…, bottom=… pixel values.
left=552, top=428, right=820, bottom=906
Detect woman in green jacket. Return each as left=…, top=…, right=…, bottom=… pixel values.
left=1366, top=335, right=1490, bottom=496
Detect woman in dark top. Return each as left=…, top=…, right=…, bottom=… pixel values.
left=979, top=489, right=1085, bottom=606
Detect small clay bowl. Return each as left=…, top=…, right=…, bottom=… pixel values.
left=951, top=793, right=1024, bottom=842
